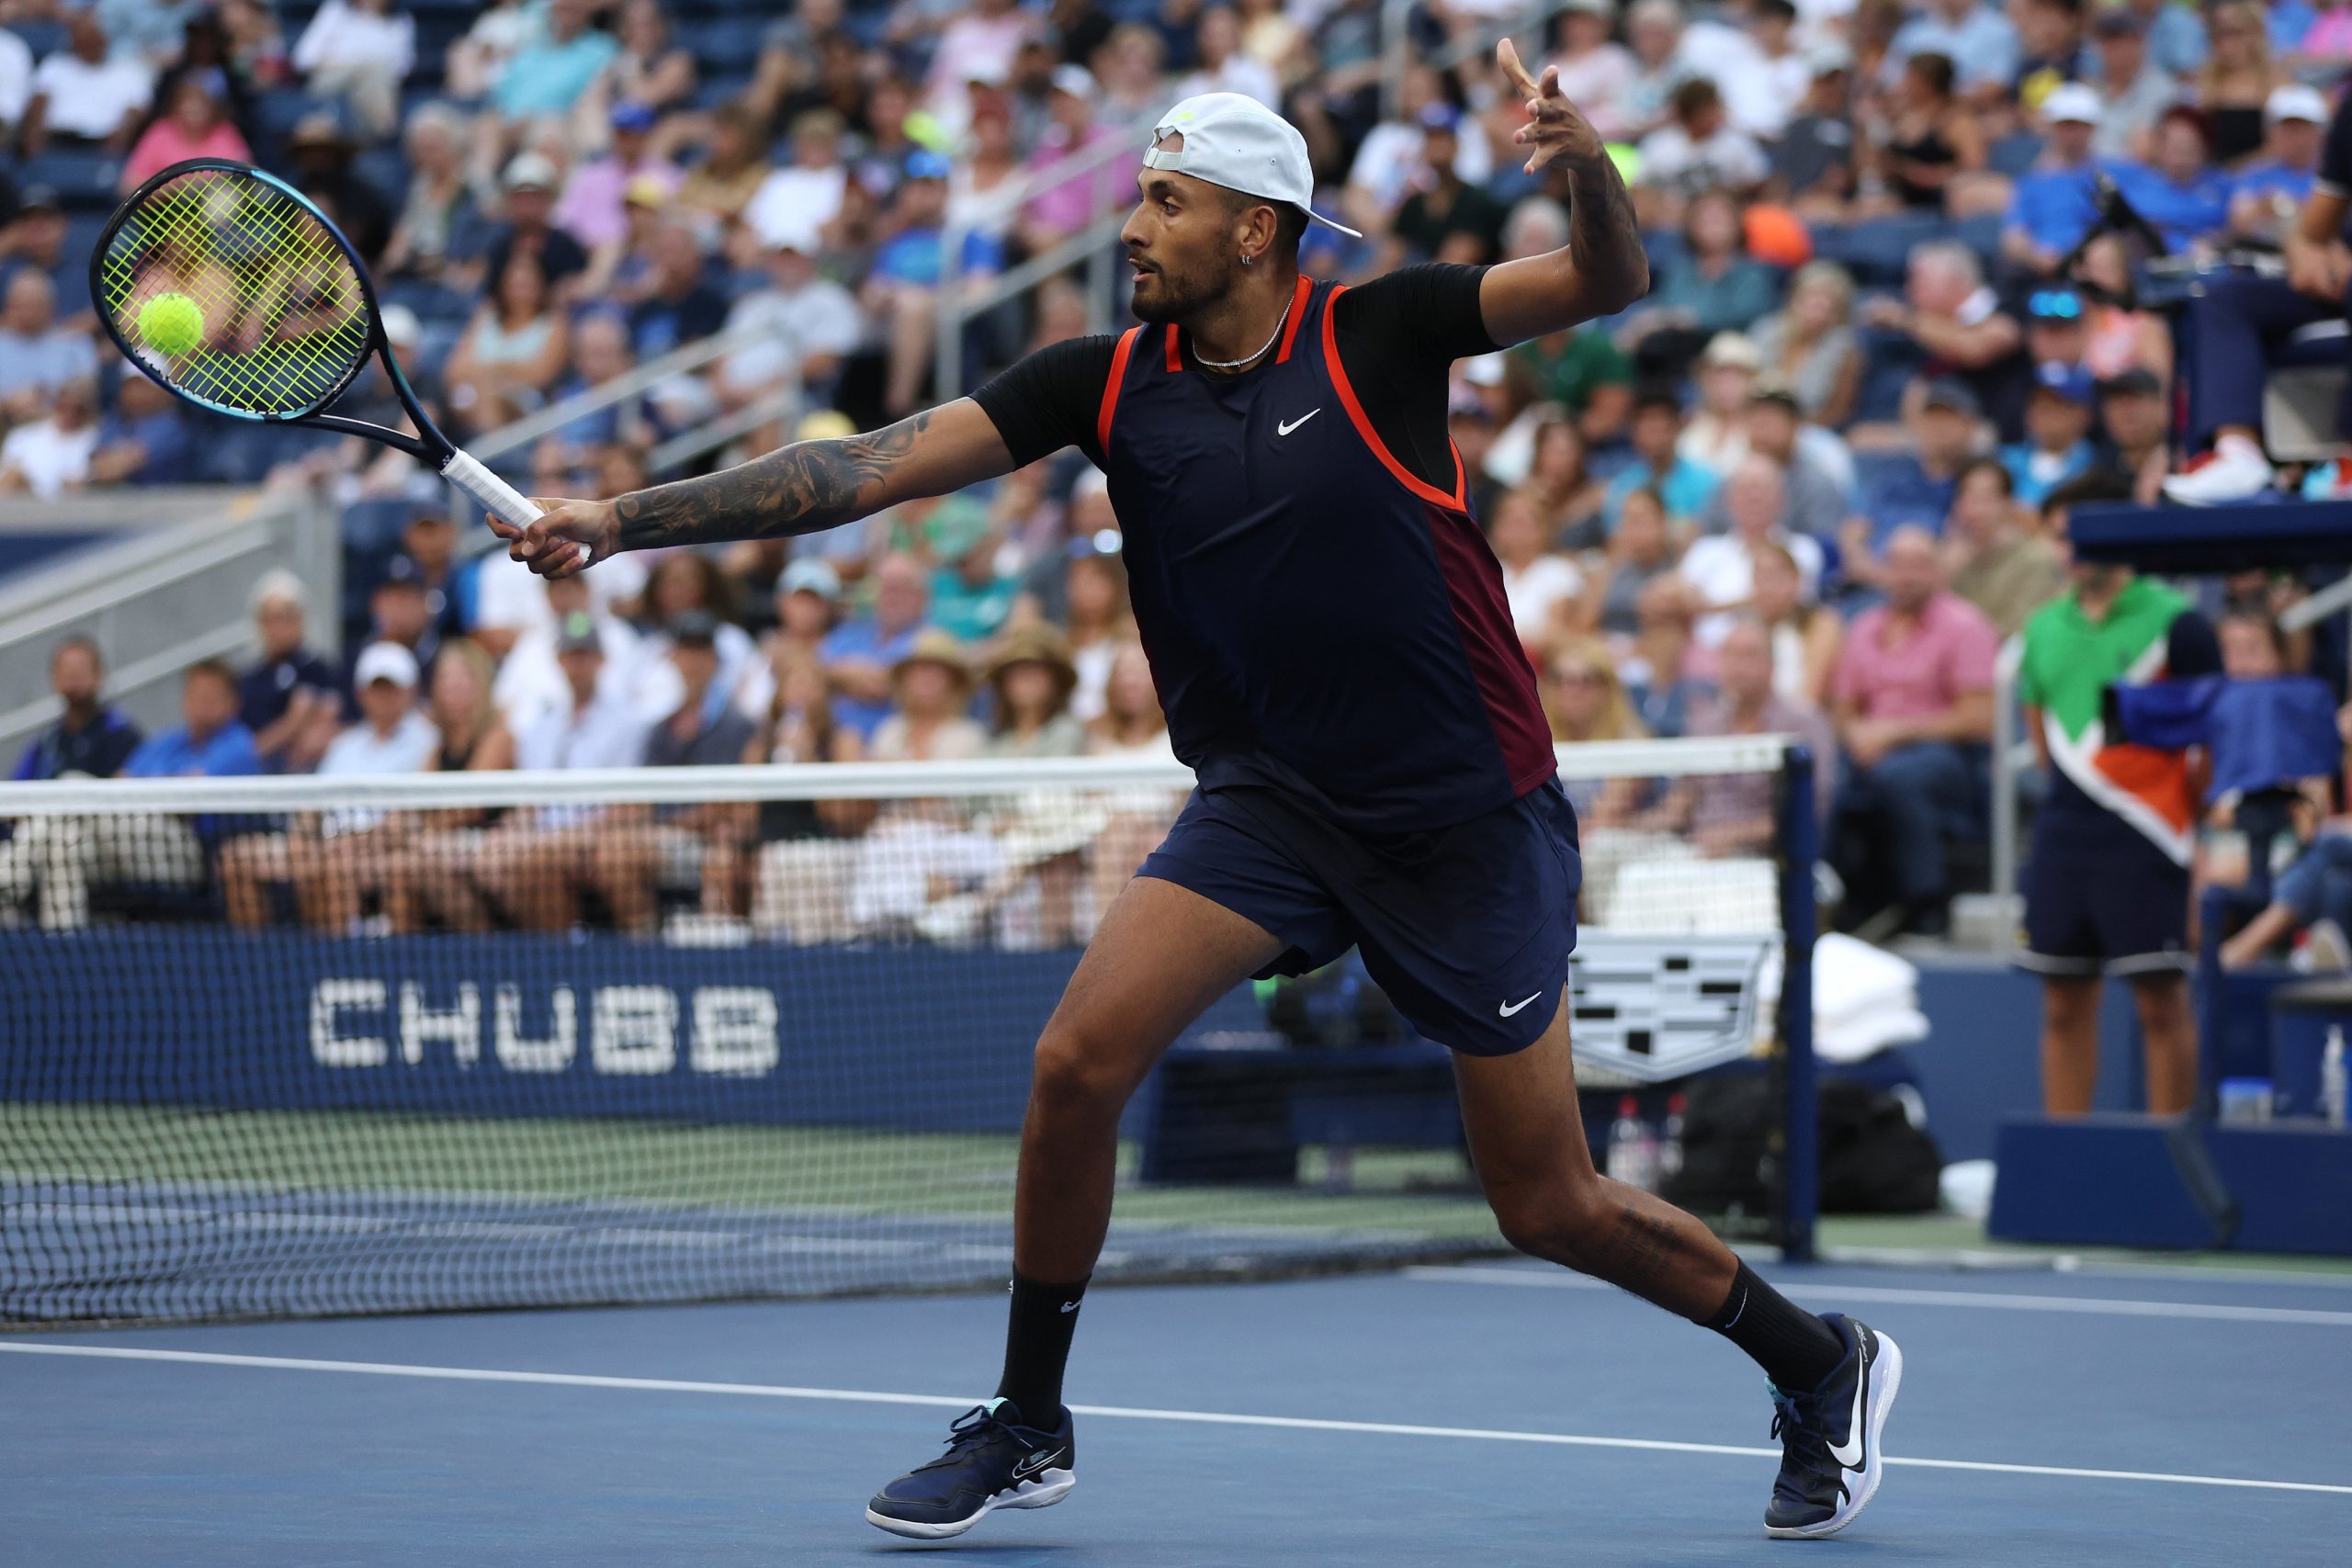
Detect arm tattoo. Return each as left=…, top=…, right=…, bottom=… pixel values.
left=1565, top=158, right=1650, bottom=310
left=614, top=409, right=934, bottom=551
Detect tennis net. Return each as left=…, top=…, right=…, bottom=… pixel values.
left=0, top=739, right=1815, bottom=1327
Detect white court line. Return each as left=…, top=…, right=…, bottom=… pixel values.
left=1402, top=1267, right=2352, bottom=1326
left=3, top=1342, right=2346, bottom=1498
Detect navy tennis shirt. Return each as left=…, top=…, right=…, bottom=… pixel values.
left=975, top=263, right=1553, bottom=835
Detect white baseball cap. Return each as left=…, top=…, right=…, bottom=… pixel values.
left=354, top=641, right=419, bottom=690
left=2267, top=84, right=2329, bottom=125
left=2042, top=84, right=2102, bottom=126
left=1145, top=93, right=1363, bottom=239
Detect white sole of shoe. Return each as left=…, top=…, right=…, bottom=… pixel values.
left=1766, top=1331, right=1905, bottom=1540
left=865, top=1470, right=1076, bottom=1540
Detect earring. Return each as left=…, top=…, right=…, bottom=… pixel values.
left=1241, top=254, right=1253, bottom=266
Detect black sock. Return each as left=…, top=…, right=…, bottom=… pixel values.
left=993, top=1270, right=1088, bottom=1424
left=1701, top=1261, right=1847, bottom=1391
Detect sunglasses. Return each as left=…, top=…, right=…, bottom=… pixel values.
left=2028, top=290, right=2084, bottom=321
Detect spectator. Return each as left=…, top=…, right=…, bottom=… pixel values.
left=985, top=626, right=1087, bottom=759
left=121, top=69, right=252, bottom=191
left=1384, top=103, right=1509, bottom=268
left=1851, top=378, right=1987, bottom=570
left=0, top=273, right=98, bottom=423
left=1752, top=541, right=1842, bottom=707
left=1751, top=261, right=1861, bottom=428
left=492, top=611, right=652, bottom=931
left=2012, top=0, right=2087, bottom=111
left=823, top=551, right=934, bottom=740
left=2002, top=364, right=2098, bottom=504
left=394, top=513, right=468, bottom=652
left=2003, top=84, right=2106, bottom=276
left=1875, top=51, right=1990, bottom=218
left=2021, top=284, right=2096, bottom=382
left=1712, top=0, right=1811, bottom=141
left=1772, top=46, right=1859, bottom=219
left=1623, top=575, right=1709, bottom=738
left=872, top=629, right=987, bottom=762
left=1590, top=486, right=1679, bottom=639
left=2098, top=366, right=2170, bottom=503
left=1341, top=63, right=1487, bottom=235
left=2196, top=1, right=2289, bottom=165
left=1554, top=0, right=1637, bottom=141
left=635, top=551, right=759, bottom=717
left=2018, top=478, right=2219, bottom=1112
left=1540, top=636, right=1652, bottom=828
left=9, top=636, right=142, bottom=781
left=1063, top=548, right=1132, bottom=725
left=21, top=11, right=151, bottom=155
left=1702, top=382, right=1852, bottom=546
left=0, top=24, right=28, bottom=142
left=472, top=152, right=590, bottom=299
left=1683, top=456, right=1826, bottom=646
left=560, top=102, right=684, bottom=287
left=1890, top=0, right=2020, bottom=104
left=1636, top=77, right=1770, bottom=208
left=0, top=378, right=100, bottom=499
left=1178, top=6, right=1279, bottom=107
left=677, top=104, right=775, bottom=232
left=1679, top=332, right=1765, bottom=478
left=96, top=0, right=206, bottom=67
left=2109, top=107, right=2233, bottom=253
left=2086, top=9, right=2177, bottom=161
left=596, top=612, right=757, bottom=934
left=745, top=110, right=852, bottom=253
left=1521, top=416, right=1607, bottom=550
left=1501, top=204, right=1634, bottom=446
left=292, top=0, right=413, bottom=141
left=2230, top=85, right=2329, bottom=243
left=0, top=660, right=253, bottom=930
left=625, top=218, right=728, bottom=358
left=377, top=638, right=514, bottom=932
left=867, top=150, right=997, bottom=417
left=492, top=0, right=617, bottom=130
left=380, top=104, right=479, bottom=284
left=86, top=374, right=191, bottom=487
left=1088, top=639, right=1174, bottom=761
left=1621, top=0, right=1690, bottom=140
left=1491, top=489, right=1586, bottom=644
left=718, top=232, right=865, bottom=404
left=1949, top=459, right=2067, bottom=637
left=0, top=187, right=83, bottom=318
left=350, top=557, right=443, bottom=695
left=1861, top=243, right=2028, bottom=439
left=493, top=570, right=648, bottom=730
left=239, top=570, right=344, bottom=773
left=1648, top=616, right=1836, bottom=854
left=931, top=521, right=1021, bottom=644
left=220, top=641, right=438, bottom=932
left=447, top=252, right=570, bottom=436
left=2125, top=0, right=2211, bottom=78
left=1627, top=190, right=1783, bottom=378
left=286, top=114, right=393, bottom=266
left=424, top=637, right=514, bottom=775
left=1829, top=525, right=1997, bottom=936
left=446, top=0, right=532, bottom=103
left=1605, top=390, right=1722, bottom=531
left=597, top=0, right=697, bottom=130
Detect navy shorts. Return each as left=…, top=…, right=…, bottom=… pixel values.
left=1138, top=779, right=1583, bottom=1055
left=2018, top=813, right=2193, bottom=978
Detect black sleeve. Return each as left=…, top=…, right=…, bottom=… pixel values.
left=1330, top=263, right=1498, bottom=501
left=970, top=334, right=1123, bottom=468
left=2167, top=610, right=2224, bottom=680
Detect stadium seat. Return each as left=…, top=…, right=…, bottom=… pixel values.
left=3, top=18, right=67, bottom=58
left=19, top=151, right=124, bottom=211
left=1988, top=130, right=2044, bottom=178
left=1953, top=212, right=2004, bottom=265
left=680, top=17, right=768, bottom=65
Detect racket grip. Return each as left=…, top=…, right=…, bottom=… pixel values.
left=441, top=447, right=560, bottom=542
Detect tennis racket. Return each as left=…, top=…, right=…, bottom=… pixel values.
left=91, top=158, right=543, bottom=536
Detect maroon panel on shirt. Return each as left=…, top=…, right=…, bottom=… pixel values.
left=1420, top=499, right=1557, bottom=797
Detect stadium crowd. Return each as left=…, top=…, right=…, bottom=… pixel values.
left=4, top=0, right=2352, bottom=946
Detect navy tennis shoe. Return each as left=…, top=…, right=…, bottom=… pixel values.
left=1763, top=1314, right=1903, bottom=1539
left=865, top=1397, right=1076, bottom=1540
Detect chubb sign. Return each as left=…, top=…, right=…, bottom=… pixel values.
left=309, top=980, right=782, bottom=1077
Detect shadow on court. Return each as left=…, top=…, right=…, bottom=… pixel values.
left=6, top=1261, right=2348, bottom=1567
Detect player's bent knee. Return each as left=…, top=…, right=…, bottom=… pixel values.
left=1027, top=1027, right=1143, bottom=1121
left=1489, top=1177, right=1610, bottom=1267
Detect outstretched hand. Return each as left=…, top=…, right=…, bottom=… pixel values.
left=1497, top=38, right=1606, bottom=178
left=487, top=498, right=619, bottom=581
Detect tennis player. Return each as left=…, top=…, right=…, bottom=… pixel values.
left=503, top=44, right=1902, bottom=1544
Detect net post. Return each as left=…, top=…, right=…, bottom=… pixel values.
left=1777, top=742, right=1820, bottom=1263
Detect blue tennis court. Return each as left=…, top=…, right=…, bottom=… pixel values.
left=9, top=1256, right=2348, bottom=1566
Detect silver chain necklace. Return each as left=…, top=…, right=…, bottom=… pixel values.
left=1192, top=295, right=1293, bottom=372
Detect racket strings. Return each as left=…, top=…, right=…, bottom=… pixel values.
left=99, top=165, right=374, bottom=418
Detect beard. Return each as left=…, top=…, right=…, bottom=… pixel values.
left=1128, top=250, right=1238, bottom=323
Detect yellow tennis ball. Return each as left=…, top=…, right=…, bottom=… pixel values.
left=138, top=292, right=204, bottom=356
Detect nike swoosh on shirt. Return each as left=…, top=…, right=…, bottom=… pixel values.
left=1498, top=992, right=1543, bottom=1018
left=1276, top=409, right=1321, bottom=436
left=1826, top=1337, right=1871, bottom=1472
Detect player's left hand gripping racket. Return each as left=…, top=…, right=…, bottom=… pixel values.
left=92, top=159, right=544, bottom=536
